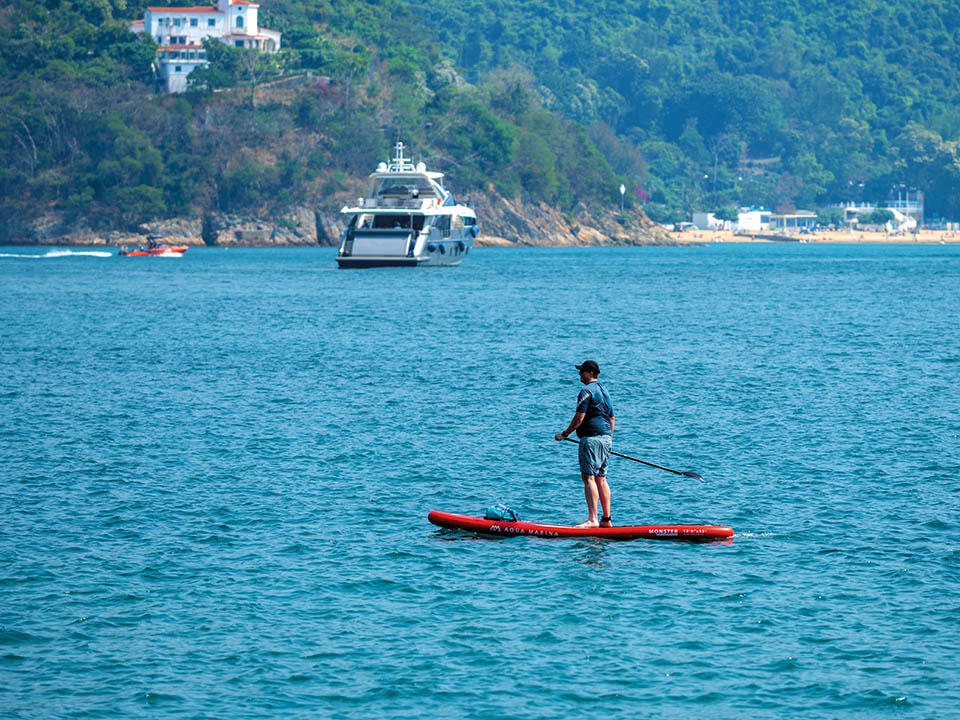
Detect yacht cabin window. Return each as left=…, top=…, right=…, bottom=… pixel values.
left=352, top=214, right=424, bottom=231
left=371, top=177, right=438, bottom=199
left=436, top=216, right=451, bottom=236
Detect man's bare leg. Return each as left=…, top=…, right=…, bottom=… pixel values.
left=577, top=473, right=600, bottom=527
left=596, top=475, right=611, bottom=524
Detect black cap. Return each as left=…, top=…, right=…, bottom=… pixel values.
left=576, top=360, right=600, bottom=375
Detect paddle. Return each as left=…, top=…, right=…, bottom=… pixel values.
left=563, top=436, right=704, bottom=482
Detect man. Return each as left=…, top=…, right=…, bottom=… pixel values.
left=554, top=360, right=615, bottom=528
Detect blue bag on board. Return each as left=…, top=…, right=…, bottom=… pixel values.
left=484, top=503, right=520, bottom=522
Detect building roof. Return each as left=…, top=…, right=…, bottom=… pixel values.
left=145, top=1, right=258, bottom=13
left=147, top=6, right=222, bottom=13
left=771, top=210, right=817, bottom=218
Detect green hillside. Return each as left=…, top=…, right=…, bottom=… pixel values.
left=415, top=0, right=960, bottom=220
left=2, top=0, right=960, bottom=233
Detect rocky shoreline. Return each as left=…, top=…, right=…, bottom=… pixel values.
left=0, top=191, right=675, bottom=248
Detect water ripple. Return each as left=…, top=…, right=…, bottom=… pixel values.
left=1, top=245, right=958, bottom=718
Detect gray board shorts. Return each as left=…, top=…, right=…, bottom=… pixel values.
left=578, top=435, right=612, bottom=477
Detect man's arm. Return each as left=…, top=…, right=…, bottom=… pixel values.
left=610, top=415, right=615, bottom=435
left=555, top=412, right=585, bottom=441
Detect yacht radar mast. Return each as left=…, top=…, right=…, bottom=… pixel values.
left=388, top=142, right=416, bottom=173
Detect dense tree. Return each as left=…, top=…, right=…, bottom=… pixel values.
left=858, top=208, right=894, bottom=226
left=416, top=0, right=960, bottom=217
left=713, top=207, right=739, bottom=223
left=816, top=208, right=845, bottom=227
left=4, top=0, right=960, bottom=231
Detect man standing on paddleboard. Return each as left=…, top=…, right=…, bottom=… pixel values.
left=555, top=360, right=615, bottom=528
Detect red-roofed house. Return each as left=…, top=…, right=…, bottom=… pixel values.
left=131, top=0, right=281, bottom=93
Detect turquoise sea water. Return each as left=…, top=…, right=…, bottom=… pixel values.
left=1, top=243, right=958, bottom=718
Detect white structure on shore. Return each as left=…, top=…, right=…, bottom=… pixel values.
left=692, top=208, right=773, bottom=232
left=771, top=210, right=817, bottom=231
left=692, top=212, right=726, bottom=231
left=735, top=208, right=772, bottom=232
left=886, top=189, right=924, bottom=225
left=830, top=202, right=918, bottom=230
left=131, top=0, right=281, bottom=93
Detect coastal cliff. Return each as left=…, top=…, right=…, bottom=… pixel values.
left=468, top=193, right=673, bottom=246
left=1, top=191, right=674, bottom=248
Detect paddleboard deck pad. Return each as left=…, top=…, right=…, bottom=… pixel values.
left=428, top=511, right=733, bottom=542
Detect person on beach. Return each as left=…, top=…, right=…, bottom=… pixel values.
left=555, top=360, right=615, bottom=528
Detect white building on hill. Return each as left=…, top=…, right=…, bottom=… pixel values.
left=131, top=0, right=281, bottom=93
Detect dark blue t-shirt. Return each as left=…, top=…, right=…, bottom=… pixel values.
left=575, top=381, right=614, bottom=437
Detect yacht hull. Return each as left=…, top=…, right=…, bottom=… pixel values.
left=336, top=256, right=421, bottom=268
left=335, top=254, right=466, bottom=268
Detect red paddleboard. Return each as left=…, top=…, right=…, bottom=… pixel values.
left=428, top=511, right=733, bottom=542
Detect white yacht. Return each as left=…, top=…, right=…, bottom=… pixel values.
left=336, top=142, right=478, bottom=268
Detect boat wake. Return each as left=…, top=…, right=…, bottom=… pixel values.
left=0, top=250, right=113, bottom=259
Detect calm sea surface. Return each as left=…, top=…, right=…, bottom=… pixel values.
left=1, top=243, right=958, bottom=718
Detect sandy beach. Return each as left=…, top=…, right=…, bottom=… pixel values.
left=476, top=227, right=960, bottom=248
left=676, top=229, right=960, bottom=244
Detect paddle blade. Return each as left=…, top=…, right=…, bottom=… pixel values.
left=682, top=471, right=705, bottom=482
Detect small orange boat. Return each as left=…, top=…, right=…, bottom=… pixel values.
left=119, top=245, right=188, bottom=257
